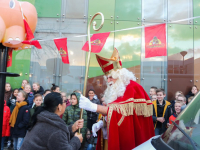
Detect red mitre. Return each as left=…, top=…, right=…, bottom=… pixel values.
left=95, top=48, right=122, bottom=75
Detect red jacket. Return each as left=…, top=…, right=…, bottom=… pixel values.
left=2, top=101, right=10, bottom=137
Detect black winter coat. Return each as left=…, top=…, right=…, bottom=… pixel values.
left=33, top=86, right=44, bottom=95
left=12, top=105, right=30, bottom=138
left=152, top=100, right=171, bottom=134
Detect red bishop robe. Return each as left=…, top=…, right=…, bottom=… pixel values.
left=97, top=80, right=155, bottom=150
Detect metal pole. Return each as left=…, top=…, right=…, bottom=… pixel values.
left=78, top=12, right=104, bottom=134
left=0, top=44, right=8, bottom=148
left=0, top=44, right=19, bottom=148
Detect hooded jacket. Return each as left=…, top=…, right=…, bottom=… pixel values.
left=20, top=111, right=81, bottom=150
left=2, top=101, right=10, bottom=137
left=62, top=92, right=87, bottom=143
left=27, top=92, right=34, bottom=108
left=33, top=86, right=44, bottom=95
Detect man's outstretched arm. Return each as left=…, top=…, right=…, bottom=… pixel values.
left=97, top=105, right=108, bottom=116
left=79, top=96, right=108, bottom=115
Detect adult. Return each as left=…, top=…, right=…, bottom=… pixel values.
left=51, top=84, right=60, bottom=92
left=32, top=82, right=44, bottom=95
left=24, top=84, right=34, bottom=108
left=79, top=48, right=155, bottom=150
left=86, top=89, right=100, bottom=131
left=9, top=90, right=30, bottom=150
left=20, top=92, right=84, bottom=150
left=19, top=80, right=29, bottom=91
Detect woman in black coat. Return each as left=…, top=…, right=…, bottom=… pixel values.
left=21, top=92, right=84, bottom=150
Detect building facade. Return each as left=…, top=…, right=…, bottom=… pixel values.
left=7, top=0, right=200, bottom=100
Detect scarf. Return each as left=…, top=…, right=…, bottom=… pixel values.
left=9, top=101, right=27, bottom=127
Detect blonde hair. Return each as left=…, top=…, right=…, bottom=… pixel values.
left=177, top=94, right=186, bottom=102
left=19, top=90, right=28, bottom=100
left=33, top=82, right=40, bottom=86
left=24, top=83, right=31, bottom=88
left=175, top=101, right=184, bottom=107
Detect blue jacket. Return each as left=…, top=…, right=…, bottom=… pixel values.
left=12, top=105, right=30, bottom=138
left=27, top=92, right=34, bottom=108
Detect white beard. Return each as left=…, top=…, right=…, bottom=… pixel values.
left=103, top=68, right=136, bottom=104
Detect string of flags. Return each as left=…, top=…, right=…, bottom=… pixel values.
left=6, top=15, right=200, bottom=67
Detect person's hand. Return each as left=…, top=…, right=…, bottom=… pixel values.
left=75, top=132, right=83, bottom=143
left=102, top=102, right=107, bottom=106
left=157, top=117, right=165, bottom=123
left=79, top=95, right=97, bottom=112
left=72, top=119, right=84, bottom=132
left=92, top=120, right=103, bottom=137
left=167, top=123, right=171, bottom=127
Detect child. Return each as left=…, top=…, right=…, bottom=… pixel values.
left=43, top=89, right=51, bottom=100
left=151, top=95, right=157, bottom=102
left=61, top=92, right=70, bottom=107
left=176, top=94, right=187, bottom=111
left=149, top=86, right=157, bottom=98
left=9, top=90, right=30, bottom=150
left=84, top=129, right=95, bottom=150
left=6, top=89, right=19, bottom=148
left=62, top=92, right=87, bottom=149
left=1, top=101, right=11, bottom=150
left=30, top=94, right=43, bottom=118
left=7, top=89, right=19, bottom=113
left=19, top=80, right=29, bottom=90
left=24, top=84, right=34, bottom=108
left=171, top=91, right=183, bottom=114
left=152, top=88, right=171, bottom=135
left=188, top=96, right=194, bottom=104
left=168, top=101, right=184, bottom=125
left=60, top=92, right=70, bottom=118
left=4, top=83, right=12, bottom=102
left=32, top=82, right=44, bottom=95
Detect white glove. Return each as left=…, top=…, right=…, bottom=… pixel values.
left=92, top=120, right=103, bottom=137
left=79, top=95, right=97, bottom=112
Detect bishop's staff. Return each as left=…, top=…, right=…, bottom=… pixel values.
left=78, top=13, right=104, bottom=134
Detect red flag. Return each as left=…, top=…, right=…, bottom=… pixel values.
left=22, top=40, right=42, bottom=49
left=24, top=19, right=34, bottom=41
left=82, top=32, right=110, bottom=53
left=7, top=49, right=13, bottom=67
left=145, top=24, right=166, bottom=58
left=54, top=38, right=69, bottom=64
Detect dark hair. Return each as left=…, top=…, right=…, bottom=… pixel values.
left=11, top=88, right=19, bottom=99
left=88, top=89, right=95, bottom=94
left=156, top=88, right=165, bottom=95
left=150, top=86, right=157, bottom=90
left=51, top=84, right=59, bottom=92
left=44, top=89, right=51, bottom=95
left=192, top=85, right=198, bottom=91
left=29, top=92, right=63, bottom=131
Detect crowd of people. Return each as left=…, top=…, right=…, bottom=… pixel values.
left=2, top=80, right=101, bottom=150
left=2, top=78, right=199, bottom=150
left=149, top=85, right=199, bottom=135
